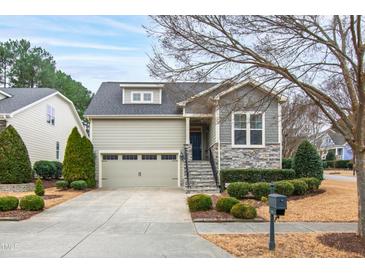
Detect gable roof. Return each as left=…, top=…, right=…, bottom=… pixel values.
left=0, top=88, right=87, bottom=136
left=326, top=129, right=347, bottom=146
left=0, top=88, right=57, bottom=115
left=84, top=82, right=217, bottom=116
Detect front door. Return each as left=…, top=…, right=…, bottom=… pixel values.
left=190, top=132, right=202, bottom=160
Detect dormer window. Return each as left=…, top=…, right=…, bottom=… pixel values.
left=131, top=91, right=153, bottom=103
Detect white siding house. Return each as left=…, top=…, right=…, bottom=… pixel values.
left=0, top=88, right=86, bottom=165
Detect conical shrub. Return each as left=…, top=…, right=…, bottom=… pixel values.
left=80, top=136, right=95, bottom=188
left=293, top=140, right=323, bottom=180
left=62, top=127, right=83, bottom=182
left=0, top=125, right=32, bottom=184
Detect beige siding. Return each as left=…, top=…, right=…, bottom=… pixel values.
left=123, top=88, right=161, bottom=104
left=7, top=94, right=84, bottom=165
left=92, top=119, right=186, bottom=183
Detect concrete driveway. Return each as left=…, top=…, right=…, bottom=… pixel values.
left=0, top=188, right=230, bottom=258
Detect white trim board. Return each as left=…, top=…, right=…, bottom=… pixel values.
left=0, top=89, right=12, bottom=98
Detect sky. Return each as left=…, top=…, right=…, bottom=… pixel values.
left=0, top=16, right=153, bottom=92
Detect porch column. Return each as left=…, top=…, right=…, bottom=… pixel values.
left=185, top=117, right=190, bottom=144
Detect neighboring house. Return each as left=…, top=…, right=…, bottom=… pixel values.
left=84, top=80, right=286, bottom=192
left=314, top=128, right=353, bottom=160
left=0, top=88, right=86, bottom=165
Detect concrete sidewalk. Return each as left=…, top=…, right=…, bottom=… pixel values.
left=195, top=222, right=357, bottom=234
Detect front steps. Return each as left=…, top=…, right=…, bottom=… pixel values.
left=184, top=160, right=220, bottom=193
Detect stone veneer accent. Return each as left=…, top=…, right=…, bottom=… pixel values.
left=220, top=143, right=281, bottom=169
left=0, top=183, right=35, bottom=192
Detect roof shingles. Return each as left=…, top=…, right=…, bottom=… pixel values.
left=0, top=88, right=57, bottom=114
left=84, top=82, right=217, bottom=116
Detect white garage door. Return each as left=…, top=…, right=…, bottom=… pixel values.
left=101, top=153, right=179, bottom=188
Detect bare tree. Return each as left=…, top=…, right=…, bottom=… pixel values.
left=146, top=15, right=365, bottom=236
left=282, top=94, right=326, bottom=158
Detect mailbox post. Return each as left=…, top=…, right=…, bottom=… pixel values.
left=268, top=182, right=287, bottom=251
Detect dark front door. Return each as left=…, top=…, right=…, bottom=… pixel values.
left=190, top=132, right=202, bottom=160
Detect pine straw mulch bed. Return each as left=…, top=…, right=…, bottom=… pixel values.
left=191, top=194, right=265, bottom=222
left=202, top=233, right=365, bottom=258
left=0, top=183, right=89, bottom=220
left=191, top=179, right=358, bottom=222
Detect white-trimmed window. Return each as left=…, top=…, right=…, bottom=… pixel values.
left=103, top=154, right=118, bottom=160
left=122, top=154, right=138, bottom=160
left=131, top=91, right=153, bottom=103
left=142, top=154, right=157, bottom=160
left=232, top=112, right=265, bottom=147
left=47, top=105, right=55, bottom=125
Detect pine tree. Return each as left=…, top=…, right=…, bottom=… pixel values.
left=293, top=140, right=323, bottom=180
left=0, top=125, right=32, bottom=184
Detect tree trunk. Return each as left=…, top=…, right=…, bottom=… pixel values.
left=355, top=150, right=365, bottom=236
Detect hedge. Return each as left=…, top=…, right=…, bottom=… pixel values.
left=227, top=182, right=251, bottom=199
left=282, top=158, right=292, bottom=169
left=251, top=182, right=271, bottom=200
left=0, top=125, right=32, bottom=184
left=324, top=160, right=352, bottom=169
left=221, top=168, right=296, bottom=184
left=70, top=180, right=88, bottom=190
left=56, top=180, right=69, bottom=190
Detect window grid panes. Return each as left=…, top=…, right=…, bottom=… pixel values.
left=143, top=93, right=152, bottom=102
left=122, top=154, right=138, bottom=160
left=142, top=154, right=157, bottom=160
left=161, top=154, right=177, bottom=160
left=132, top=93, right=141, bottom=102
left=103, top=154, right=118, bottom=160
left=47, top=105, right=55, bottom=125
left=233, top=112, right=264, bottom=146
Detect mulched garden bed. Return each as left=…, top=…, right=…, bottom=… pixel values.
left=32, top=179, right=56, bottom=189
left=0, top=210, right=41, bottom=221
left=202, top=233, right=365, bottom=257
left=191, top=194, right=266, bottom=222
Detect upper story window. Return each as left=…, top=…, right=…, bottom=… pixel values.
left=47, top=105, right=55, bottom=126
left=131, top=91, right=153, bottom=103
left=232, top=111, right=265, bottom=147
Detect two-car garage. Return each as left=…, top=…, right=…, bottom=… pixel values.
left=100, top=152, right=180, bottom=188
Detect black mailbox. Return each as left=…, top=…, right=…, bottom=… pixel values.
left=269, top=193, right=287, bottom=216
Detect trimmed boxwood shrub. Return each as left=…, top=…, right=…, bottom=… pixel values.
left=289, top=179, right=308, bottom=195
left=275, top=181, right=295, bottom=196
left=221, top=168, right=296, bottom=184
left=293, top=140, right=323, bottom=180
left=216, top=197, right=240, bottom=213
left=0, top=196, right=19, bottom=211
left=227, top=182, right=251, bottom=199
left=70, top=180, right=87, bottom=190
left=230, top=203, right=257, bottom=219
left=20, top=195, right=44, bottom=211
left=56, top=180, right=69, bottom=190
left=187, top=194, right=212, bottom=212
left=301, top=177, right=321, bottom=191
left=0, top=125, right=32, bottom=184
left=251, top=182, right=270, bottom=200
left=33, top=161, right=55, bottom=179
left=282, top=158, right=292, bottom=169
left=34, top=178, right=45, bottom=196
